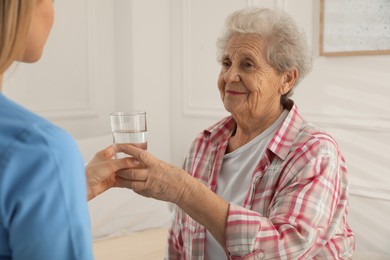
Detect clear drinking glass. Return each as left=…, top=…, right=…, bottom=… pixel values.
left=110, top=111, right=147, bottom=158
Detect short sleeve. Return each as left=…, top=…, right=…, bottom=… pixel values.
left=0, top=124, right=93, bottom=260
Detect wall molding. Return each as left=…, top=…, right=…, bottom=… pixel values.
left=350, top=184, right=390, bottom=201
left=181, top=0, right=233, bottom=119
left=38, top=0, right=99, bottom=121
left=37, top=107, right=98, bottom=121
left=246, top=0, right=288, bottom=10
left=303, top=113, right=390, bottom=132
left=84, top=0, right=99, bottom=118
left=181, top=0, right=192, bottom=118
left=183, top=101, right=390, bottom=132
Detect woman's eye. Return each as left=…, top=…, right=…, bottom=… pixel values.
left=222, top=61, right=231, bottom=68
left=243, top=62, right=253, bottom=68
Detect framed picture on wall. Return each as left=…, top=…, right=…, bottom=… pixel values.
left=319, top=0, right=390, bottom=56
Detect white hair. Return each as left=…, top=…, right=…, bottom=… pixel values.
left=216, top=7, right=312, bottom=102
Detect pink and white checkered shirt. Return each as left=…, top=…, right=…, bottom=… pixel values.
left=166, top=104, right=355, bottom=259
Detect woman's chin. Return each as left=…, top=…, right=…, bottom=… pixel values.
left=17, top=49, right=44, bottom=63
left=21, top=55, right=42, bottom=63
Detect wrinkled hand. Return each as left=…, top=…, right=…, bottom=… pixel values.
left=115, top=144, right=190, bottom=204
left=86, top=145, right=134, bottom=200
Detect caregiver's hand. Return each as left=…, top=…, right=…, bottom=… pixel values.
left=86, top=145, right=135, bottom=201
left=115, top=144, right=192, bottom=204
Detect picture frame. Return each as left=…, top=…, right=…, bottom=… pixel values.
left=319, top=0, right=390, bottom=56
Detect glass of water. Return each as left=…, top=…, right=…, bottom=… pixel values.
left=110, top=111, right=147, bottom=158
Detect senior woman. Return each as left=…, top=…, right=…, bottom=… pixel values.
left=113, top=7, right=355, bottom=259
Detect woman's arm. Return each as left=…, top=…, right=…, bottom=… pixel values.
left=114, top=144, right=230, bottom=249
left=85, top=145, right=134, bottom=200
left=115, top=141, right=352, bottom=259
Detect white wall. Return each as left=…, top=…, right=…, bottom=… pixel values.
left=4, top=0, right=172, bottom=162
left=113, top=0, right=172, bottom=163
left=4, top=0, right=389, bottom=255
left=4, top=0, right=117, bottom=139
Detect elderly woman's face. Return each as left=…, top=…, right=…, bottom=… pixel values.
left=218, top=34, right=284, bottom=120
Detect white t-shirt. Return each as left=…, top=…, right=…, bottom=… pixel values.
left=205, top=110, right=288, bottom=259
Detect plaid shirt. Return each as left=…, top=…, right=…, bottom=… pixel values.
left=166, top=104, right=355, bottom=259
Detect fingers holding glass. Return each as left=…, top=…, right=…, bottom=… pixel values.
left=110, top=111, right=147, bottom=159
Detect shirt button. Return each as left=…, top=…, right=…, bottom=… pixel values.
left=256, top=252, right=265, bottom=259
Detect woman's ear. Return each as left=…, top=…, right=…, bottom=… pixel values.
left=279, top=69, right=298, bottom=95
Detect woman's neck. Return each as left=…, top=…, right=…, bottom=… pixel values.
left=227, top=104, right=284, bottom=153
left=0, top=74, right=3, bottom=91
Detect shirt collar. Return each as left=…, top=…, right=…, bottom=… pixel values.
left=202, top=103, right=304, bottom=161
left=202, top=116, right=236, bottom=144
left=268, top=103, right=304, bottom=160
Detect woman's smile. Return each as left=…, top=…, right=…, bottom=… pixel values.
left=226, top=90, right=247, bottom=95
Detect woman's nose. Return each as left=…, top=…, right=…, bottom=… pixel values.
left=224, top=66, right=240, bottom=83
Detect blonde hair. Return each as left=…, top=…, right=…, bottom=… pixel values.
left=0, top=0, right=35, bottom=73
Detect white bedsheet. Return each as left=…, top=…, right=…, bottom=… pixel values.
left=88, top=188, right=172, bottom=239
left=93, top=228, right=390, bottom=260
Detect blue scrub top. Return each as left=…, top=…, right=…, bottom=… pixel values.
left=0, top=93, right=93, bottom=259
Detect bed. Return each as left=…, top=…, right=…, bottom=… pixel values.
left=93, top=232, right=390, bottom=260
left=88, top=188, right=172, bottom=260
left=93, top=227, right=168, bottom=260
